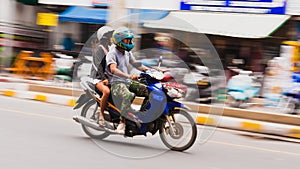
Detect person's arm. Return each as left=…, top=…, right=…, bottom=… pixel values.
left=129, top=52, right=149, bottom=72
left=139, top=64, right=149, bottom=72
left=109, top=63, right=134, bottom=79
left=137, top=64, right=149, bottom=72
left=106, top=50, right=131, bottom=79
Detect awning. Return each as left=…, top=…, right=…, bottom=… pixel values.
left=59, top=6, right=107, bottom=24
left=59, top=6, right=169, bottom=24
left=143, top=11, right=291, bottom=38
left=130, top=9, right=169, bottom=21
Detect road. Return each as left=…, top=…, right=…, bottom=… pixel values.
left=0, top=95, right=299, bottom=169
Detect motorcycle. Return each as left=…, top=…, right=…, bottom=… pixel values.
left=183, top=65, right=223, bottom=103
left=72, top=59, right=197, bottom=151
left=52, top=52, right=76, bottom=82
left=226, top=70, right=261, bottom=108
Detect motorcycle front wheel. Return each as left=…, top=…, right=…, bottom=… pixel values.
left=81, top=100, right=110, bottom=139
left=159, top=109, right=197, bottom=151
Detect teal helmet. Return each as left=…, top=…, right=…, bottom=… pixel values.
left=112, top=27, right=134, bottom=51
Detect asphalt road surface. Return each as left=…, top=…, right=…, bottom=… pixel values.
left=0, top=96, right=299, bottom=169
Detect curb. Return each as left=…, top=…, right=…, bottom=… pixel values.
left=1, top=89, right=76, bottom=107
left=183, top=101, right=300, bottom=126
left=195, top=114, right=300, bottom=139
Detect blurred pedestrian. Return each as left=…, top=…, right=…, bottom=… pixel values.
left=61, top=33, right=75, bottom=51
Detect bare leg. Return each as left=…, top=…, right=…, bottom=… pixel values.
left=96, top=81, right=110, bottom=126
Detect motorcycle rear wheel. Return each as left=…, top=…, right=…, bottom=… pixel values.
left=81, top=100, right=110, bottom=139
left=159, top=109, right=197, bottom=151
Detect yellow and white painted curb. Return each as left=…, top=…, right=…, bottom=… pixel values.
left=195, top=114, right=300, bottom=139
left=1, top=89, right=77, bottom=107
left=0, top=80, right=79, bottom=107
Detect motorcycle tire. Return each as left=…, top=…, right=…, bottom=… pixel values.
left=81, top=100, right=110, bottom=139
left=159, top=109, right=197, bottom=151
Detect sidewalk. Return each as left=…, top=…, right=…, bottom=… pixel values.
left=1, top=75, right=299, bottom=140
left=0, top=75, right=77, bottom=107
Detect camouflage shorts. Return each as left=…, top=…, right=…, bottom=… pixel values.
left=111, top=81, right=148, bottom=114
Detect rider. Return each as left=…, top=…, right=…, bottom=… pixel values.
left=106, top=27, right=149, bottom=134
left=90, top=26, right=114, bottom=126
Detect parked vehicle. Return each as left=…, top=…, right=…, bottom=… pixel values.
left=226, top=70, right=261, bottom=108
left=183, top=65, right=223, bottom=103
left=52, top=53, right=76, bottom=82
left=72, top=59, right=197, bottom=151
left=281, top=72, right=300, bottom=115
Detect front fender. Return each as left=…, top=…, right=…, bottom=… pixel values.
left=164, top=101, right=191, bottom=114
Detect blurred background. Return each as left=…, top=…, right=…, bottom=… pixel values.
left=1, top=2, right=300, bottom=167
left=1, top=0, right=300, bottom=114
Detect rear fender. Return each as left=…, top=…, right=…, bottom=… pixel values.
left=73, top=93, right=92, bottom=109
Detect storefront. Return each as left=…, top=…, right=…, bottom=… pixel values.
left=141, top=0, right=291, bottom=74
left=0, top=0, right=50, bottom=70
left=57, top=5, right=169, bottom=54
left=58, top=5, right=108, bottom=43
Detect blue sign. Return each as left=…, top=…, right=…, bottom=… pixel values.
left=180, top=0, right=287, bottom=14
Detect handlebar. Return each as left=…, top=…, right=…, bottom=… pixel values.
left=139, top=69, right=165, bottom=81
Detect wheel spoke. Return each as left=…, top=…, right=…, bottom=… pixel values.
left=81, top=100, right=110, bottom=139
left=160, top=109, right=197, bottom=151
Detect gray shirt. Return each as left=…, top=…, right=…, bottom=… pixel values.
left=106, top=46, right=134, bottom=83
left=90, top=45, right=106, bottom=80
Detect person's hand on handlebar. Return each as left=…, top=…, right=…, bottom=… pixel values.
left=130, top=74, right=139, bottom=81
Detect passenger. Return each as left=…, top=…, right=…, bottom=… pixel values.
left=90, top=26, right=114, bottom=126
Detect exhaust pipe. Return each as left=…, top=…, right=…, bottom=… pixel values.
left=73, top=115, right=119, bottom=134
left=73, top=115, right=106, bottom=131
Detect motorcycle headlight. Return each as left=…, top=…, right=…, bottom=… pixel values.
left=163, top=83, right=187, bottom=99
left=147, top=69, right=164, bottom=80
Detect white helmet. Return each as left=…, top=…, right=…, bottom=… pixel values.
left=97, top=26, right=114, bottom=41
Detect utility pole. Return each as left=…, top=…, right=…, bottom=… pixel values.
left=108, top=0, right=141, bottom=51
left=108, top=0, right=128, bottom=28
